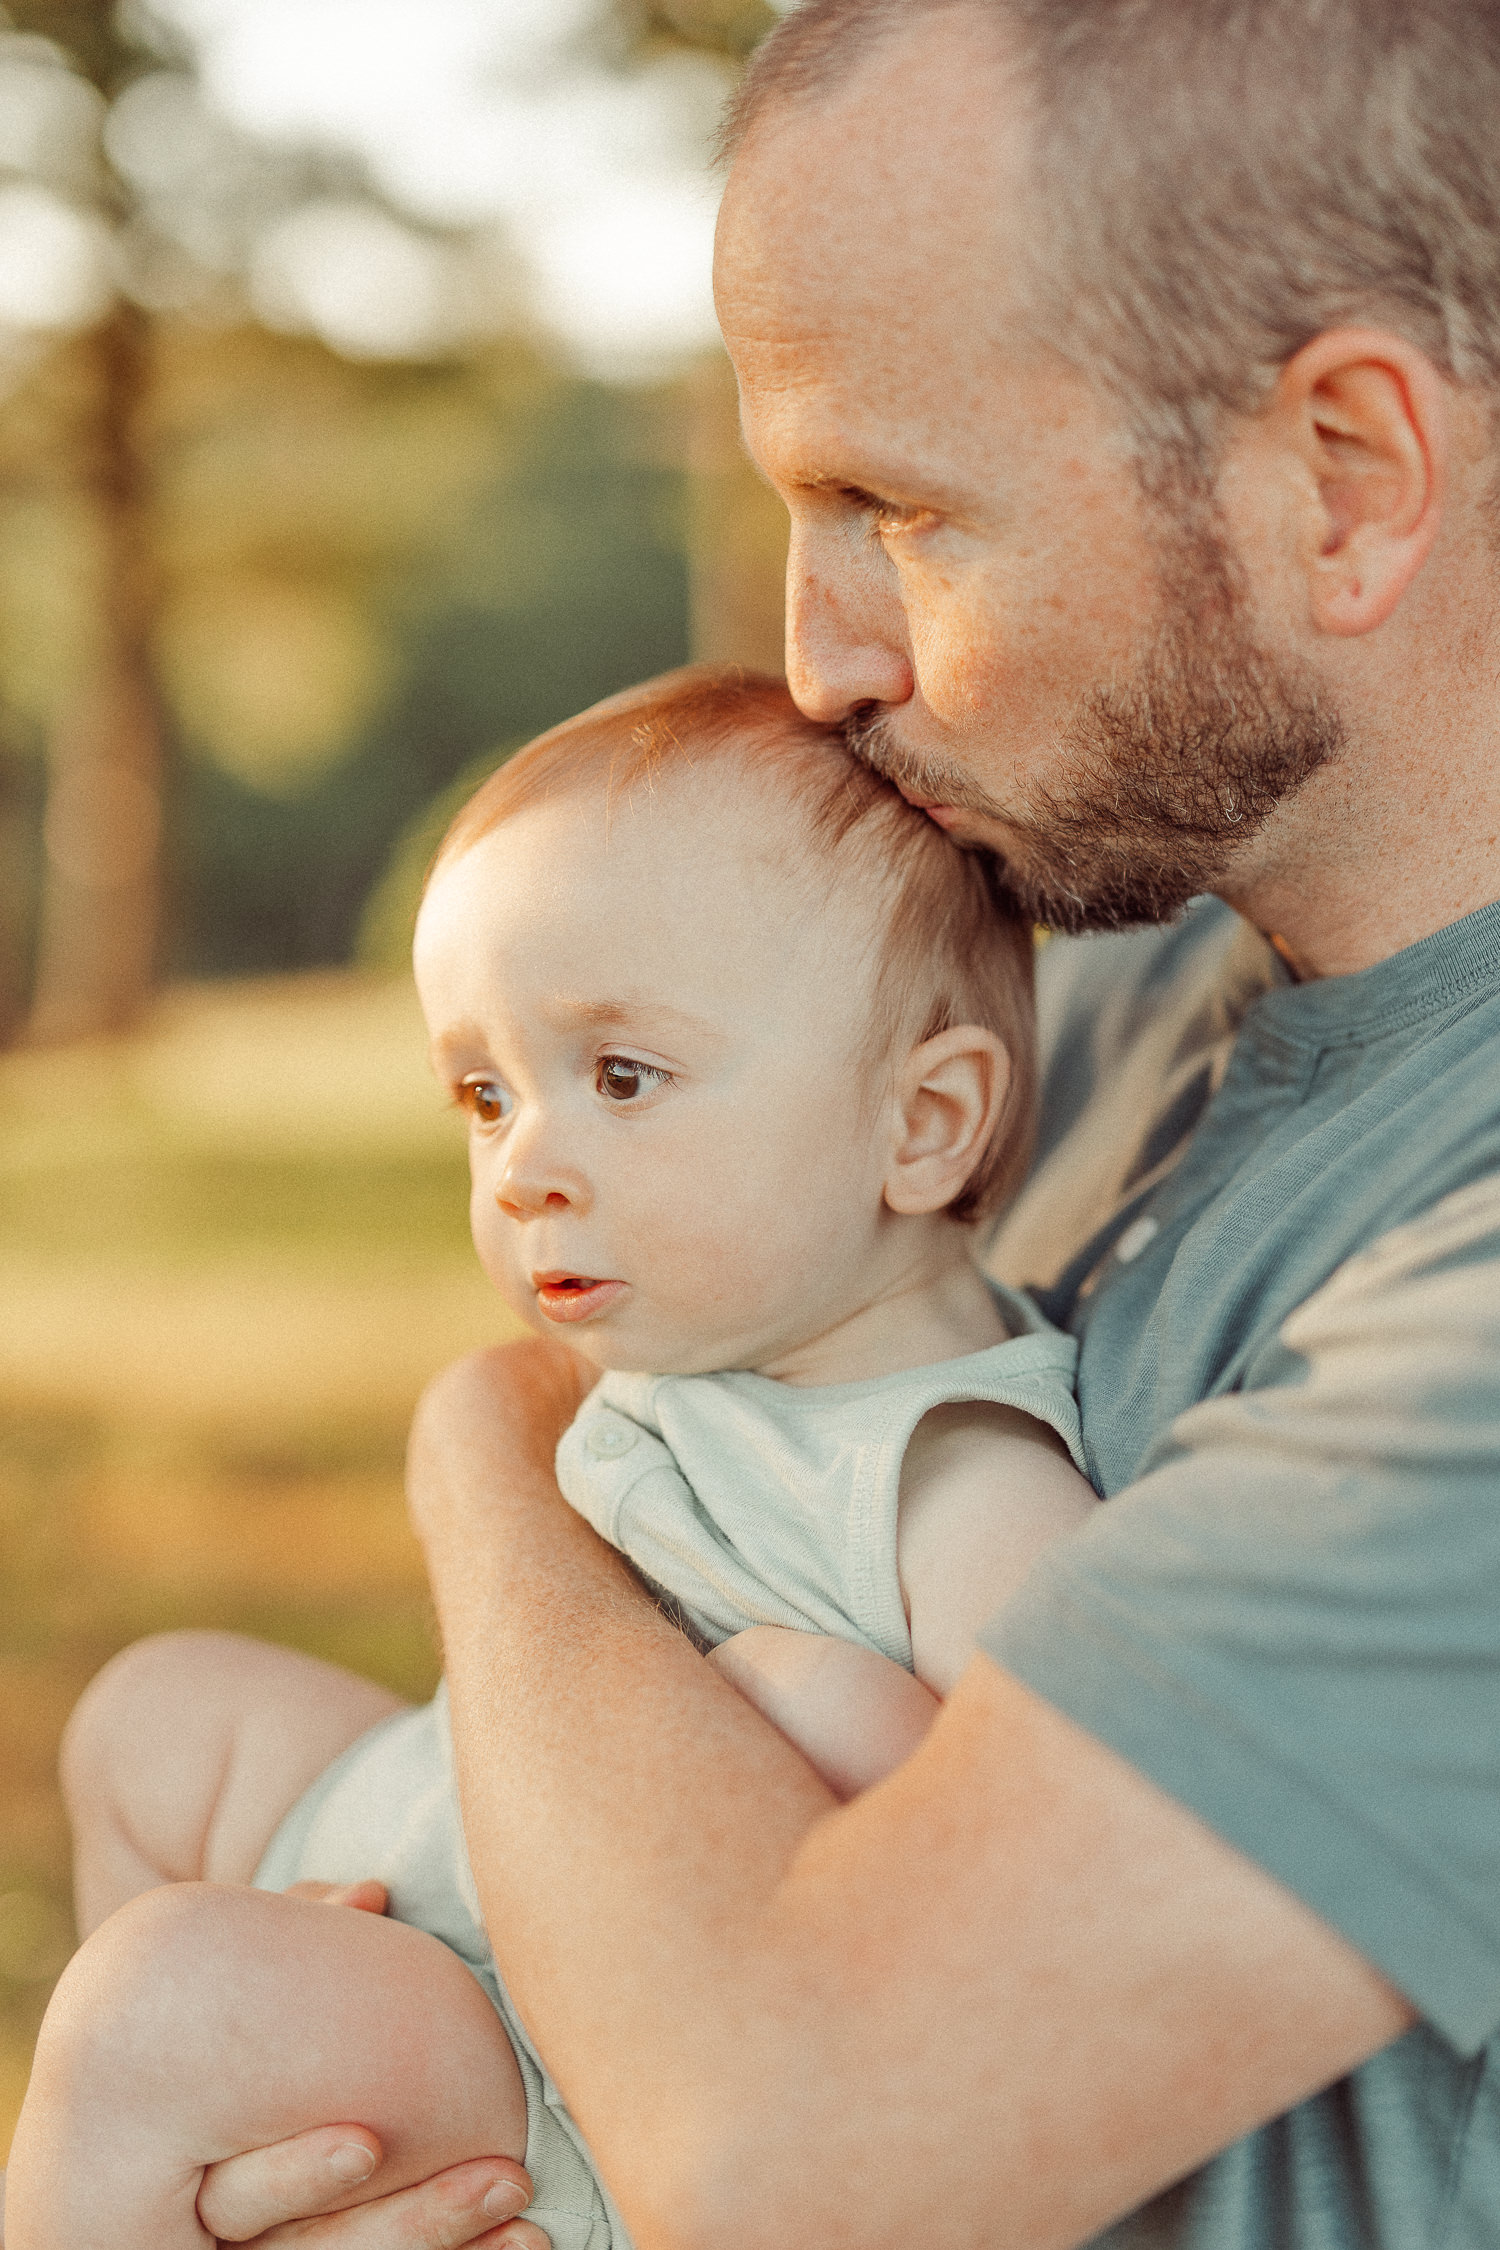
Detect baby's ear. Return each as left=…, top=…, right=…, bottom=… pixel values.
left=882, top=1025, right=1010, bottom=1217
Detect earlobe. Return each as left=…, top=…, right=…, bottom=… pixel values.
left=883, top=1026, right=1009, bottom=1218
left=1279, top=329, right=1448, bottom=638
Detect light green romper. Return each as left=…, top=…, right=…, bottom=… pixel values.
left=255, top=1281, right=1083, bottom=2249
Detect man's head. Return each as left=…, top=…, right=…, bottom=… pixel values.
left=715, top=0, right=1500, bottom=937
left=414, top=669, right=1036, bottom=1375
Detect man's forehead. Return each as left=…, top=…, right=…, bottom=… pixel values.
left=715, top=11, right=1031, bottom=324
left=714, top=14, right=1038, bottom=462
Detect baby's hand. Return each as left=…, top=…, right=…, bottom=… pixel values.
left=283, top=1879, right=390, bottom=1914
left=709, top=1626, right=940, bottom=1799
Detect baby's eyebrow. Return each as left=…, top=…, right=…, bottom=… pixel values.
left=428, top=1018, right=488, bottom=1068
left=552, top=997, right=723, bottom=1042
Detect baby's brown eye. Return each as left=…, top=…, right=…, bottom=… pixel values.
left=462, top=1077, right=511, bottom=1124
left=596, top=1056, right=669, bottom=1104
left=598, top=1058, right=644, bottom=1102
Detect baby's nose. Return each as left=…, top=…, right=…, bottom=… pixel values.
left=496, top=1181, right=575, bottom=1220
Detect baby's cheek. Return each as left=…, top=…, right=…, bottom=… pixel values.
left=469, top=1206, right=534, bottom=1327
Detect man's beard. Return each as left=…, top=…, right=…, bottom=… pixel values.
left=847, top=524, right=1343, bottom=933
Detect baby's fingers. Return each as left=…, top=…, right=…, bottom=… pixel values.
left=198, top=2133, right=535, bottom=2246
left=282, top=1880, right=391, bottom=1915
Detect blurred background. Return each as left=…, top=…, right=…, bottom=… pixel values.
left=0, top=0, right=791, bottom=2151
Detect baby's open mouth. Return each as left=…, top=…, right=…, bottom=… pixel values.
left=532, top=1272, right=627, bottom=1324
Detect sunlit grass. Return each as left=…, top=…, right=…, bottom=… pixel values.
left=0, top=972, right=522, bottom=2160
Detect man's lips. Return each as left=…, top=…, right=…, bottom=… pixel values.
left=895, top=784, right=963, bottom=830
left=531, top=1272, right=627, bottom=1324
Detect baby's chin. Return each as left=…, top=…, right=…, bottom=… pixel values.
left=543, top=1316, right=776, bottom=1381
left=497, top=1276, right=794, bottom=1379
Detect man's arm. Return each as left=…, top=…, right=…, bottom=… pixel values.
left=413, top=1344, right=1412, bottom=2250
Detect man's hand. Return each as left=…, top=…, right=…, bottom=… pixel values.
left=197, top=2133, right=544, bottom=2247
left=406, top=1341, right=596, bottom=1552
left=192, top=1885, right=547, bottom=2248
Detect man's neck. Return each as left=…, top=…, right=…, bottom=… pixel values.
left=1218, top=699, right=1500, bottom=980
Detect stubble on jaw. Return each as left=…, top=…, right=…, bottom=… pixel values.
left=847, top=499, right=1345, bottom=934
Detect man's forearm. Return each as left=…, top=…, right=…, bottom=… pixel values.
left=423, top=1426, right=838, bottom=2179
left=415, top=1352, right=1412, bottom=2250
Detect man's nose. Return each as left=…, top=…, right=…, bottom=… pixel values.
left=784, top=522, right=914, bottom=724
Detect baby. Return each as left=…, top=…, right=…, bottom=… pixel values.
left=5, top=669, right=1096, bottom=2250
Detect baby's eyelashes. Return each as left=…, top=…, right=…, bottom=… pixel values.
left=595, top=1055, right=673, bottom=1104
left=450, top=1055, right=674, bottom=1125
left=456, top=1074, right=514, bottom=1125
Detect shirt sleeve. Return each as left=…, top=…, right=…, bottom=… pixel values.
left=981, top=1174, right=1500, bottom=2056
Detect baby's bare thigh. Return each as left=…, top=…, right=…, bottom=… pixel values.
left=63, top=1630, right=406, bottom=1890
left=13, top=1882, right=527, bottom=2242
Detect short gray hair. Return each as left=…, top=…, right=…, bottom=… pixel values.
left=725, top=0, right=1500, bottom=461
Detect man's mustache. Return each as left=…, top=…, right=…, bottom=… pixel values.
left=843, top=707, right=1007, bottom=823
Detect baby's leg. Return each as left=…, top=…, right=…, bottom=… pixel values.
left=5, top=1881, right=528, bottom=2250
left=60, top=1630, right=405, bottom=1933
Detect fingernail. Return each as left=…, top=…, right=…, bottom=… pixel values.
left=483, top=2179, right=528, bottom=2219
left=329, top=2143, right=377, bottom=2183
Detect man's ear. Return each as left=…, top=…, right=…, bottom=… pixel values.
left=1267, top=327, right=1449, bottom=637
left=882, top=1025, right=1009, bottom=1217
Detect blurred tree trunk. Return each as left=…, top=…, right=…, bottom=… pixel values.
left=686, top=352, right=787, bottom=675
left=27, top=302, right=165, bottom=1044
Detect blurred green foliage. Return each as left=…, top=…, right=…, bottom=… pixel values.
left=0, top=317, right=694, bottom=1014
left=161, top=341, right=694, bottom=979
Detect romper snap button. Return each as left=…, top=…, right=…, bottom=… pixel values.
left=585, top=1415, right=638, bottom=1459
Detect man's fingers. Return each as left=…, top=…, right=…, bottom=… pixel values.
left=199, top=2142, right=536, bottom=2248
left=221, top=2159, right=540, bottom=2249
left=198, top=2126, right=386, bottom=2238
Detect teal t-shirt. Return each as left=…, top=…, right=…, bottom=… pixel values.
left=983, top=896, right=1500, bottom=2247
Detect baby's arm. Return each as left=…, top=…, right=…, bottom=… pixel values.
left=710, top=1403, right=1096, bottom=1792
left=5, top=1883, right=527, bottom=2250
left=708, top=1631, right=940, bottom=1800
left=897, top=1400, right=1098, bottom=1693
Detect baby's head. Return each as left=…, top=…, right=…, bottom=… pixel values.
left=414, top=668, right=1035, bottom=1377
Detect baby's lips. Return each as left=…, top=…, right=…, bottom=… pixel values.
left=532, top=1274, right=627, bottom=1324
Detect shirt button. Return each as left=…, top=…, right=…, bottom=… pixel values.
left=585, top=1415, right=638, bottom=1459
left=1115, top=1214, right=1160, bottom=1265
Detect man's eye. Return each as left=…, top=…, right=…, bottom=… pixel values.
left=596, top=1056, right=669, bottom=1104
left=460, top=1077, right=512, bottom=1124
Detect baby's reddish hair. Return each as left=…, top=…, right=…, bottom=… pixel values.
left=431, top=667, right=1036, bottom=1223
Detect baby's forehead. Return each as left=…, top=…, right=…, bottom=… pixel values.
left=473, top=747, right=884, bottom=915
left=422, top=749, right=894, bottom=1012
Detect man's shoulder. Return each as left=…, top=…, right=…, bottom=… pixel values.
left=999, top=900, right=1500, bottom=1307
left=996, top=904, right=1277, bottom=1292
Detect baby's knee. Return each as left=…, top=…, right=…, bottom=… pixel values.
left=29, top=1883, right=239, bottom=2106
left=60, top=1631, right=252, bottom=1816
